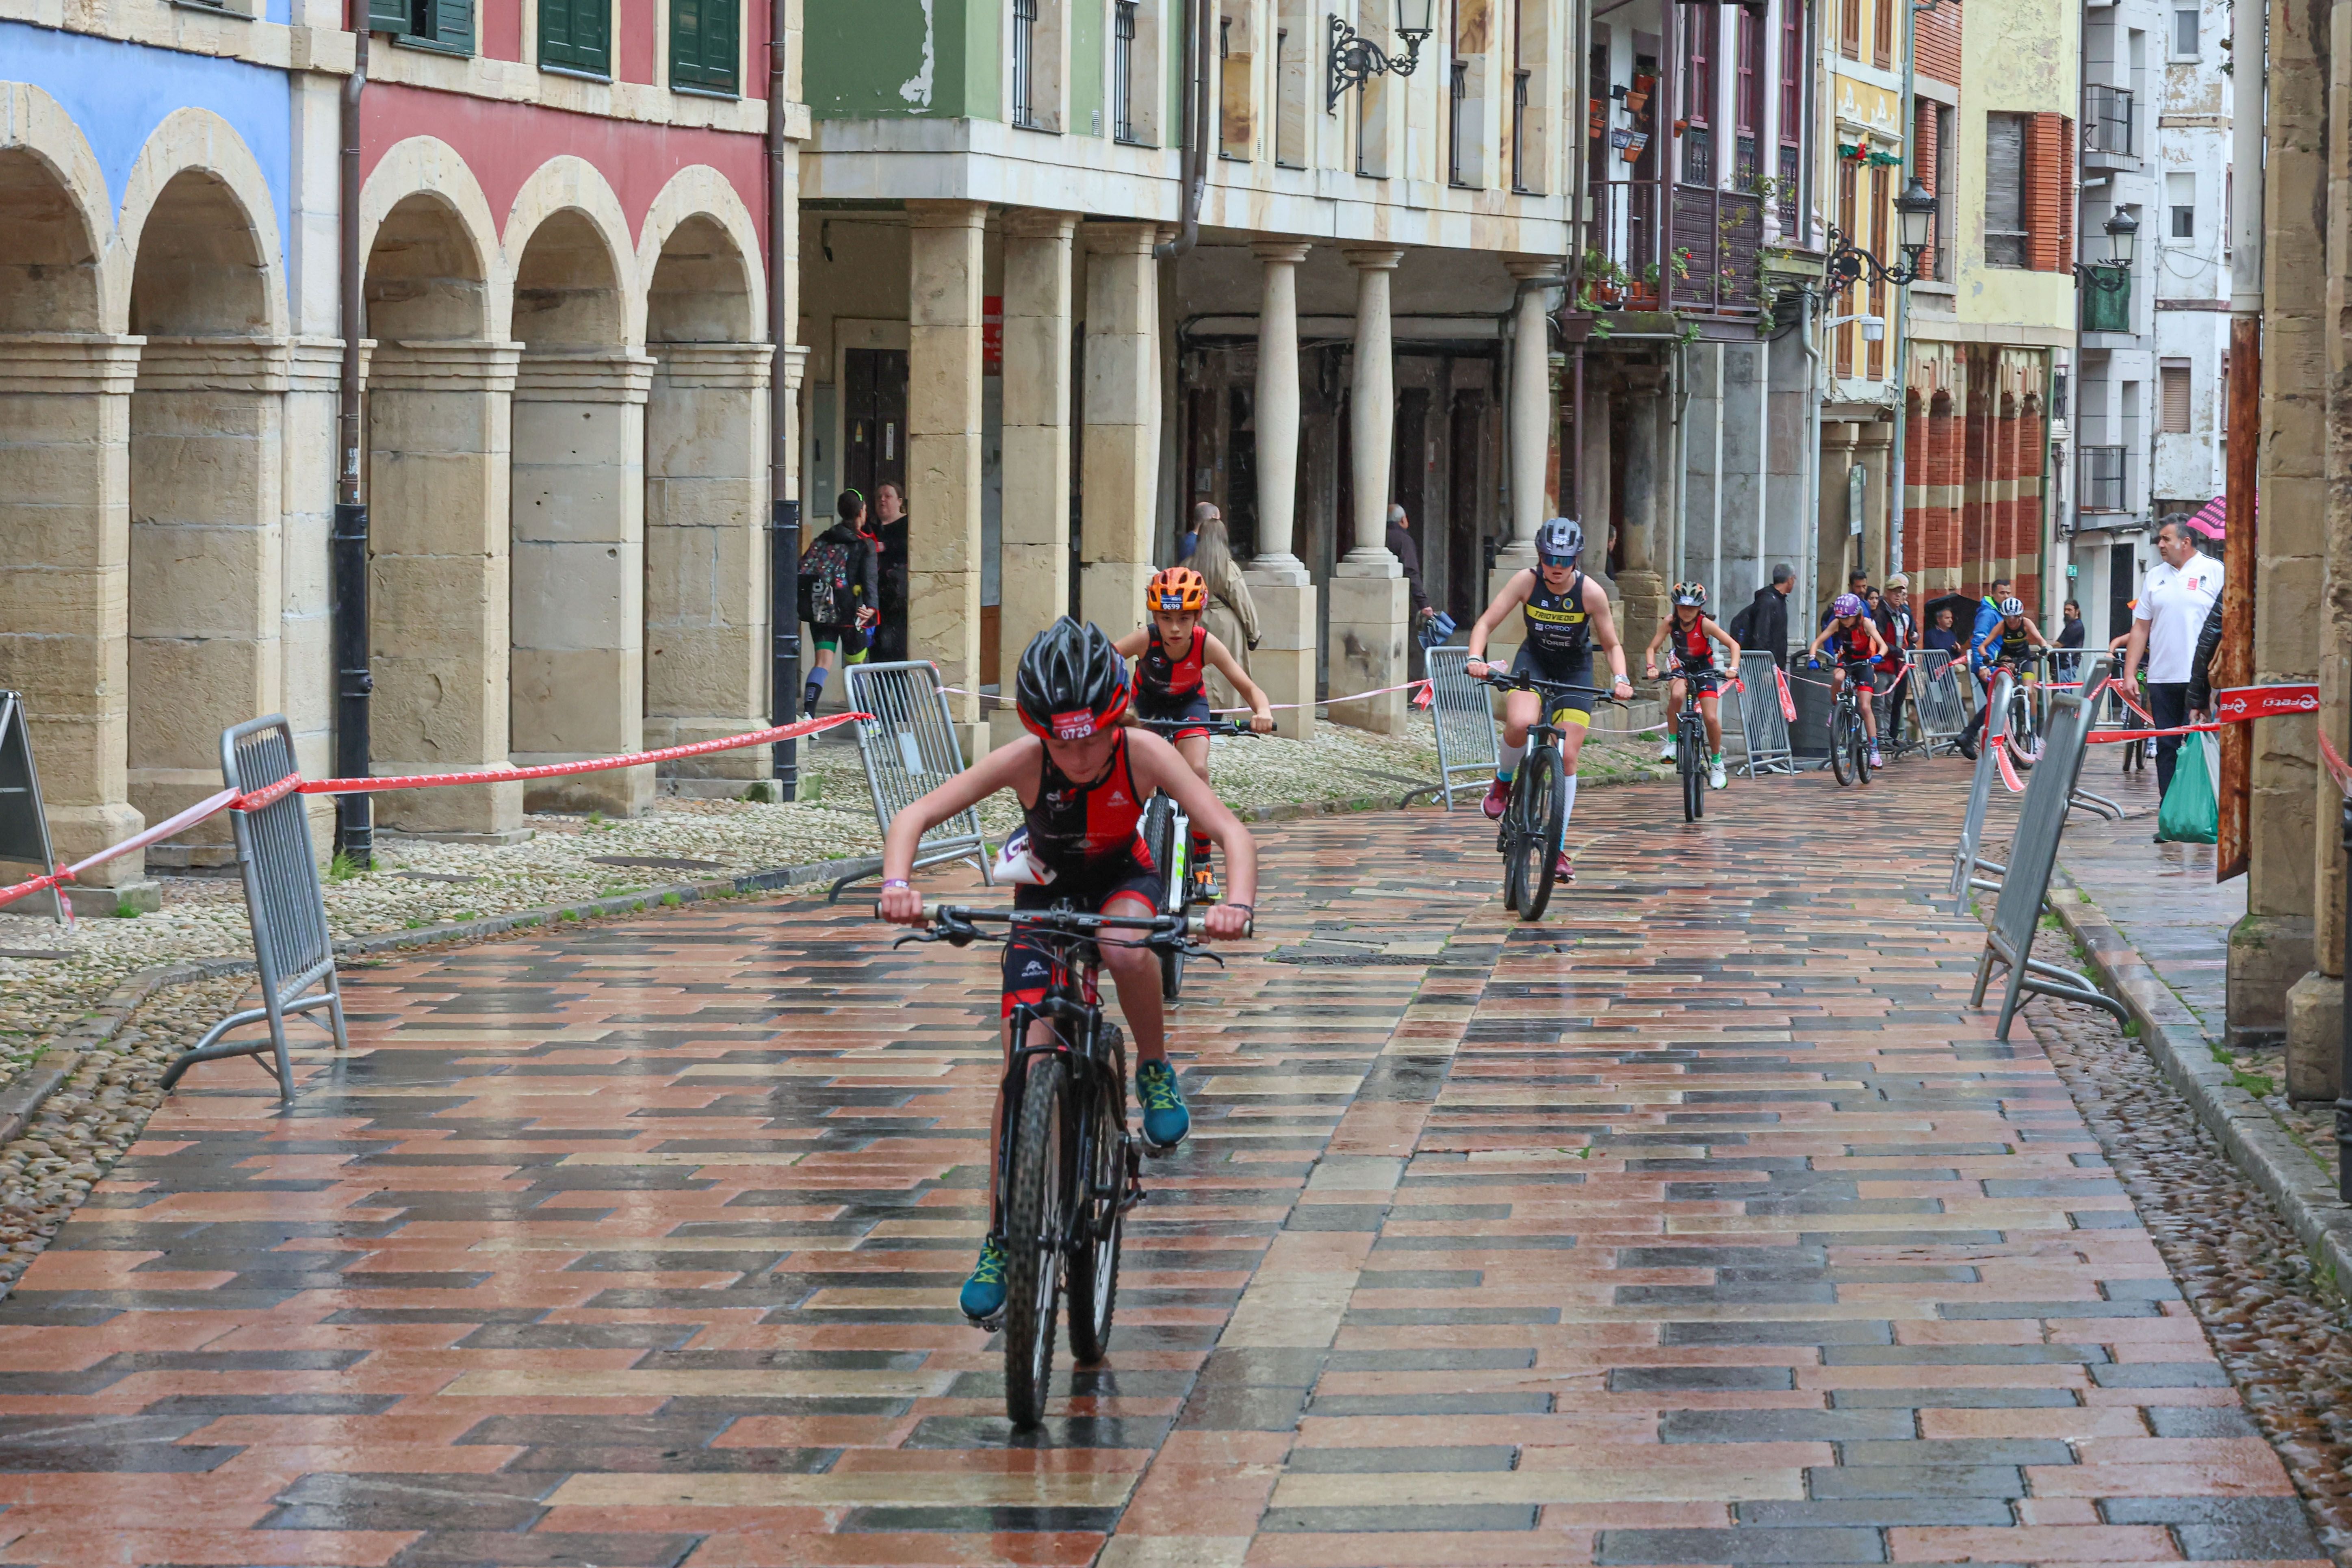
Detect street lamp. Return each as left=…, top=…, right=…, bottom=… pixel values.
left=1826, top=176, right=1939, bottom=290
left=2075, top=209, right=2138, bottom=293
left=1328, top=0, right=1436, bottom=114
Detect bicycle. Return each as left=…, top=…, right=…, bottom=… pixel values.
left=892, top=903, right=1235, bottom=1429
left=1473, top=670, right=1613, bottom=922
left=1664, top=670, right=1723, bottom=823
left=1131, top=714, right=1260, bottom=1000
left=1992, top=649, right=2049, bottom=770
left=1809, top=658, right=1874, bottom=787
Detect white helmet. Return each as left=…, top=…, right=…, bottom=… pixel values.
left=1999, top=596, right=2024, bottom=617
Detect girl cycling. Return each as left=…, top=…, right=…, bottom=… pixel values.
left=1643, top=582, right=1742, bottom=791
left=1804, top=592, right=1890, bottom=770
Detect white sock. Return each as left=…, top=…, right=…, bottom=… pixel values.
left=1561, top=773, right=1578, bottom=824
left=1498, top=739, right=1527, bottom=779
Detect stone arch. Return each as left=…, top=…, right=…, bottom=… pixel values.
left=0, top=82, right=114, bottom=334
left=638, top=166, right=764, bottom=343
left=361, top=139, right=502, bottom=341
left=114, top=108, right=284, bottom=338
left=503, top=156, right=637, bottom=347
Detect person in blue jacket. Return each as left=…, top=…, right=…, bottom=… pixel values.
left=1968, top=577, right=2014, bottom=672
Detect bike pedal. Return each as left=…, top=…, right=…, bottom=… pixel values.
left=965, top=1307, right=1006, bottom=1332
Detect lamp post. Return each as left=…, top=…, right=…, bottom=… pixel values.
left=2074, top=209, right=2139, bottom=293
left=1328, top=0, right=1436, bottom=113
left=1825, top=176, right=1940, bottom=290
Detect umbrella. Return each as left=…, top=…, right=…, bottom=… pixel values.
left=2185, top=494, right=2228, bottom=540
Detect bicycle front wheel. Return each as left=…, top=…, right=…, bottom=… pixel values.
left=1516, top=745, right=1566, bottom=922
left=1681, top=722, right=1704, bottom=822
left=1142, top=797, right=1187, bottom=998
left=1853, top=716, right=1873, bottom=784
left=2006, top=695, right=2041, bottom=769
left=1065, top=1026, right=1126, bottom=1365
left=1002, top=1052, right=1069, bottom=1429
left=1829, top=705, right=1853, bottom=786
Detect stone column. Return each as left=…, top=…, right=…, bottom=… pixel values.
left=1329, top=245, right=1408, bottom=734
left=511, top=349, right=657, bottom=817
left=1081, top=222, right=1161, bottom=646
left=994, top=208, right=1077, bottom=750
left=1578, top=367, right=1616, bottom=602
left=907, top=201, right=991, bottom=759
left=129, top=336, right=289, bottom=870
left=1616, top=364, right=1670, bottom=667
left=1489, top=265, right=1558, bottom=661
left=645, top=341, right=773, bottom=786
left=1247, top=240, right=1316, bottom=741
left=1857, top=419, right=1895, bottom=587
left=0, top=334, right=146, bottom=892
left=368, top=338, right=527, bottom=840
left=1818, top=421, right=1863, bottom=613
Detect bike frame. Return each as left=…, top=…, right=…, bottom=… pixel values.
left=992, top=929, right=1127, bottom=1262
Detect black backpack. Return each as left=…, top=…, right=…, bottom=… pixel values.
left=799, top=537, right=857, bottom=627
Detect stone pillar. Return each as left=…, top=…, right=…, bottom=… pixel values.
left=129, top=337, right=289, bottom=869
left=1081, top=222, right=1161, bottom=647
left=368, top=339, right=527, bottom=840
left=906, top=201, right=990, bottom=759
left=1858, top=419, right=1895, bottom=587
left=1489, top=268, right=1557, bottom=662
left=645, top=342, right=774, bottom=785
left=1818, top=421, right=1863, bottom=615
left=1329, top=246, right=1408, bottom=734
left=994, top=209, right=1077, bottom=750
left=0, top=334, right=145, bottom=887
left=1616, top=365, right=1670, bottom=667
left=1246, top=240, right=1316, bottom=741
left=1578, top=367, right=1616, bottom=603
left=511, top=349, right=657, bottom=816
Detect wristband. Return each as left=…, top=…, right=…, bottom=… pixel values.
left=1222, top=902, right=1254, bottom=916
left=881, top=878, right=910, bottom=890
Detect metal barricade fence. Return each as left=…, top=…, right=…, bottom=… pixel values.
left=160, top=716, right=349, bottom=1102
left=1947, top=668, right=2017, bottom=914
left=1913, top=651, right=1968, bottom=757
left=832, top=661, right=995, bottom=902
left=1970, top=665, right=2131, bottom=1040
left=1418, top=646, right=1500, bottom=809
left=1732, top=651, right=1796, bottom=777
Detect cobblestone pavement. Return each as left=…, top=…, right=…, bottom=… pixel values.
left=0, top=761, right=2324, bottom=1567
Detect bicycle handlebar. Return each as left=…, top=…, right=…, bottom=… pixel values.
left=1129, top=715, right=1264, bottom=738
left=1468, top=669, right=1628, bottom=704
left=891, top=903, right=1253, bottom=947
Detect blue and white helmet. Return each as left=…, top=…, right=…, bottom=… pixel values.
left=1535, top=517, right=1584, bottom=567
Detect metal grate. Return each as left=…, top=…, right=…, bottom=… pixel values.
left=1011, top=0, right=1040, bottom=130
left=2080, top=445, right=2129, bottom=513
left=1777, top=143, right=1801, bottom=232
left=1450, top=58, right=1470, bottom=184
left=1113, top=0, right=1139, bottom=141
left=2083, top=84, right=2134, bottom=155
left=1511, top=67, right=1531, bottom=191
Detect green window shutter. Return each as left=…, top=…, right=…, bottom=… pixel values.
left=367, top=0, right=407, bottom=30
left=542, top=0, right=609, bottom=72
left=432, top=0, right=473, bottom=51
left=672, top=0, right=739, bottom=93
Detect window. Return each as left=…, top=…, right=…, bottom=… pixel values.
left=1450, top=57, right=1470, bottom=184
left=539, top=0, right=609, bottom=75
left=1872, top=0, right=1893, bottom=68
left=2173, top=6, right=2198, bottom=55
left=374, top=0, right=472, bottom=52
left=670, top=0, right=738, bottom=91
left=2166, top=170, right=2195, bottom=237
left=2160, top=362, right=2192, bottom=431
left=1114, top=1, right=1141, bottom=141
left=1778, top=0, right=1807, bottom=235
left=2171, top=204, right=2195, bottom=238
left=1735, top=6, right=1762, bottom=187
left=1840, top=0, right=1861, bottom=59
left=1012, top=0, right=1040, bottom=128
left=1867, top=165, right=1888, bottom=378
left=1219, top=5, right=1254, bottom=161
left=1275, top=1, right=1308, bottom=165
left=1836, top=160, right=1858, bottom=376
left=1932, top=102, right=1955, bottom=280
left=1984, top=111, right=2027, bottom=267
left=1512, top=69, right=1531, bottom=189
left=1508, top=0, right=1549, bottom=195
left=1684, top=1, right=1715, bottom=185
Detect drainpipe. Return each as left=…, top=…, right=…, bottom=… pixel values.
left=1800, top=284, right=1823, bottom=638
left=1888, top=0, right=1920, bottom=583
left=2218, top=0, right=2262, bottom=882
left=1154, top=0, right=1216, bottom=259
left=332, top=0, right=373, bottom=865
left=767, top=0, right=802, bottom=799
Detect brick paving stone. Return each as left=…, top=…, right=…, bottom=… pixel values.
left=0, top=763, right=2322, bottom=1566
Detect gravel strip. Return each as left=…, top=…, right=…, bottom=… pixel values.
left=2025, top=937, right=2352, bottom=1557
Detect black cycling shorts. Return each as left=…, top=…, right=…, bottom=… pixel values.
left=1134, top=688, right=1214, bottom=741
left=1509, top=646, right=1596, bottom=727
left=1667, top=663, right=1724, bottom=694
left=1000, top=858, right=1164, bottom=1019
left=1834, top=658, right=1879, bottom=694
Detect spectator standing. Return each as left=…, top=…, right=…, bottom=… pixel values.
left=1732, top=564, right=1795, bottom=667
left=2119, top=516, right=2226, bottom=801
left=2054, top=599, right=2086, bottom=683
left=1924, top=604, right=1961, bottom=656
left=800, top=489, right=881, bottom=716
left=1385, top=504, right=1437, bottom=628
left=872, top=481, right=910, bottom=663
left=1876, top=576, right=1917, bottom=751
left=1968, top=577, right=2014, bottom=671
left=1822, top=570, right=1871, bottom=630
left=1191, top=509, right=1262, bottom=712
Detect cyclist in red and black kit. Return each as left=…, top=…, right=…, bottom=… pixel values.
left=1804, top=593, right=1890, bottom=770
left=1114, top=567, right=1273, bottom=900
left=1641, top=582, right=1742, bottom=791
left=877, top=619, right=1257, bottom=1322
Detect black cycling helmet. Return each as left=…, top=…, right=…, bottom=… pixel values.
left=1015, top=618, right=1131, bottom=742
left=1535, top=517, right=1584, bottom=567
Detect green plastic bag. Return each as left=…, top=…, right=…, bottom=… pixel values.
left=2157, top=731, right=2220, bottom=845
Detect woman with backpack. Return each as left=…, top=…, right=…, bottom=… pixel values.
left=801, top=490, right=882, bottom=717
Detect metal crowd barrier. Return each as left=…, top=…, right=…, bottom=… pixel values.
left=160, top=716, right=349, bottom=1102
left=1946, top=669, right=2018, bottom=915
left=1732, top=651, right=1796, bottom=777
left=1411, top=645, right=1501, bottom=810
left=1970, top=664, right=2131, bottom=1039
left=831, top=661, right=995, bottom=902
left=1913, top=651, right=1968, bottom=757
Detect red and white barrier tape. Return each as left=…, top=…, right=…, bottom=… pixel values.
left=2319, top=731, right=2352, bottom=799
left=0, top=712, right=867, bottom=915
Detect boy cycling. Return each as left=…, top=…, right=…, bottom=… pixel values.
left=1462, top=518, right=1636, bottom=885
left=1959, top=596, right=2050, bottom=758
left=1804, top=592, right=1890, bottom=770
left=877, top=619, right=1257, bottom=1323
left=1113, top=567, right=1275, bottom=900
left=1642, top=581, right=1742, bottom=790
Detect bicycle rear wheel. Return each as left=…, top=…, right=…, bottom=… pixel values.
left=1002, top=1052, right=1069, bottom=1429
left=1142, top=798, right=1186, bottom=998
left=1680, top=720, right=1704, bottom=822
left=1515, top=745, right=1566, bottom=922
left=2006, top=694, right=2041, bottom=769
left=1829, top=705, right=1853, bottom=786
left=1065, top=1026, right=1126, bottom=1365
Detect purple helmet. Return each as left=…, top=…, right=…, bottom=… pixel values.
left=1832, top=593, right=1865, bottom=618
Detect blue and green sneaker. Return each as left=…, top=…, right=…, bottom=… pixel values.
left=1137, top=1059, right=1190, bottom=1151
left=959, top=1238, right=1008, bottom=1322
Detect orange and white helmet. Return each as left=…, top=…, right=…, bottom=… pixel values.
left=1148, top=567, right=1208, bottom=614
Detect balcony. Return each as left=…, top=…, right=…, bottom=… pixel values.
left=1586, top=177, right=1765, bottom=318
left=2082, top=85, right=2136, bottom=170
left=2080, top=445, right=2129, bottom=514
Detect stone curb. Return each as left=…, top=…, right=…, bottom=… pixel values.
left=2046, top=864, right=2352, bottom=1292
left=0, top=961, right=223, bottom=1144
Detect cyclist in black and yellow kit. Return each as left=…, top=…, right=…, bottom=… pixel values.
left=1462, top=518, right=1635, bottom=885
left=1959, top=595, right=2051, bottom=757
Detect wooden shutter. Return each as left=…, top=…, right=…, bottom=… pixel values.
left=2024, top=111, right=2072, bottom=271
left=1835, top=162, right=1857, bottom=376
left=367, top=0, right=408, bottom=31
left=1983, top=112, right=2025, bottom=266
left=1872, top=0, right=1892, bottom=67
left=2160, top=364, right=2191, bottom=432
left=431, top=0, right=473, bottom=50
left=673, top=0, right=740, bottom=92
left=541, top=0, right=610, bottom=73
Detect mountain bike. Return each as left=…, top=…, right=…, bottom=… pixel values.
left=1811, top=658, right=1873, bottom=787
left=1669, top=674, right=1715, bottom=822
left=1474, top=669, right=1613, bottom=922
left=1132, top=715, right=1258, bottom=999
left=893, top=904, right=1233, bottom=1429
left=1998, top=650, right=2049, bottom=770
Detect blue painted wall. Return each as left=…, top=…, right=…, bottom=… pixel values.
left=1, top=21, right=294, bottom=282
